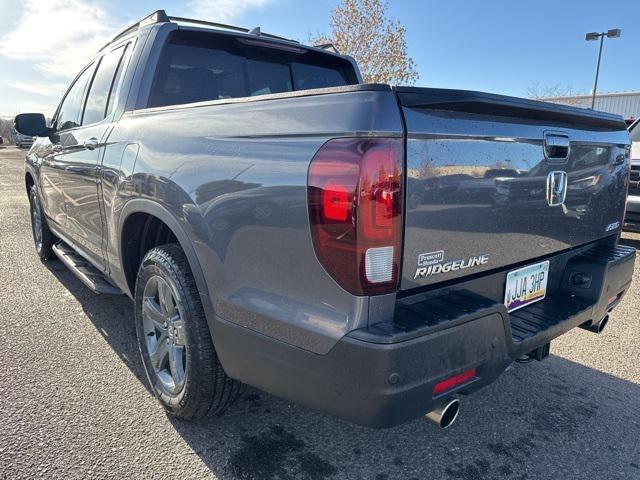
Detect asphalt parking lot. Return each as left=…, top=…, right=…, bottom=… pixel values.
left=1, top=145, right=639, bottom=480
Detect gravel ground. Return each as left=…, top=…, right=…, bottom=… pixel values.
left=1, top=146, right=639, bottom=480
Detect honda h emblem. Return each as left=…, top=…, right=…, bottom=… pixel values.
left=546, top=171, right=567, bottom=206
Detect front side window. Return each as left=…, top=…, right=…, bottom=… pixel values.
left=56, top=64, right=95, bottom=131
left=83, top=44, right=128, bottom=126
left=148, top=31, right=355, bottom=108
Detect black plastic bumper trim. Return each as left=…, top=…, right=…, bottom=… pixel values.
left=211, top=243, right=635, bottom=428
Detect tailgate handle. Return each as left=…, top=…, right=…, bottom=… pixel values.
left=544, top=132, right=570, bottom=161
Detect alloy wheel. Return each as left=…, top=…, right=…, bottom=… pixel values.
left=31, top=192, right=43, bottom=252
left=141, top=275, right=187, bottom=394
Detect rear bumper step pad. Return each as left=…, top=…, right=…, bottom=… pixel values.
left=352, top=243, right=636, bottom=356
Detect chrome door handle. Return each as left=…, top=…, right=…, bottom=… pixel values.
left=83, top=137, right=99, bottom=150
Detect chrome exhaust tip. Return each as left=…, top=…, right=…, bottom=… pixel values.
left=579, top=314, right=609, bottom=334
left=424, top=398, right=460, bottom=429
left=597, top=315, right=609, bottom=333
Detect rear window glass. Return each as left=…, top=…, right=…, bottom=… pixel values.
left=247, top=58, right=291, bottom=96
left=148, top=31, right=355, bottom=108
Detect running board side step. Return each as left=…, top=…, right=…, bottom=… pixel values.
left=52, top=242, right=123, bottom=295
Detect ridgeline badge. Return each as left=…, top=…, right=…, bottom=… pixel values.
left=414, top=251, right=489, bottom=279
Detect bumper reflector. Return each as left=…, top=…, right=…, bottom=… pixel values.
left=433, top=368, right=477, bottom=396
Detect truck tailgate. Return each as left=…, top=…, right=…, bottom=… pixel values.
left=395, top=87, right=631, bottom=291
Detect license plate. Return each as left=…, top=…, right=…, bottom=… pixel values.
left=504, top=260, right=549, bottom=312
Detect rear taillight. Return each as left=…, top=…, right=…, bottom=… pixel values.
left=308, top=138, right=403, bottom=295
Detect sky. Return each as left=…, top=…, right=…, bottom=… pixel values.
left=0, top=0, right=639, bottom=118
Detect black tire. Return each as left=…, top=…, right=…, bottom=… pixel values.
left=134, top=244, right=243, bottom=420
left=29, top=185, right=56, bottom=260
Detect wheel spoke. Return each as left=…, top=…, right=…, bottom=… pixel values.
left=150, top=335, right=170, bottom=370
left=158, top=280, right=175, bottom=317
left=142, top=298, right=167, bottom=331
left=169, top=346, right=185, bottom=389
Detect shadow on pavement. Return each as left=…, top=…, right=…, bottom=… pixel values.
left=43, top=258, right=640, bottom=480
left=620, top=235, right=640, bottom=250
left=43, top=260, right=151, bottom=394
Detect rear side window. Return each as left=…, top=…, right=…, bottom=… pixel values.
left=56, top=64, right=95, bottom=131
left=83, top=44, right=128, bottom=126
left=148, top=31, right=356, bottom=108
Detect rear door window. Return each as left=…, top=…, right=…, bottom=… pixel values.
left=148, top=31, right=355, bottom=108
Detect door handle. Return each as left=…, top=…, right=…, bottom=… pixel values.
left=83, top=137, right=99, bottom=150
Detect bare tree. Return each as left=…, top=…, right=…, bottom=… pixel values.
left=311, top=0, right=418, bottom=85
left=0, top=118, right=15, bottom=144
left=525, top=83, right=583, bottom=101
left=525, top=83, right=591, bottom=108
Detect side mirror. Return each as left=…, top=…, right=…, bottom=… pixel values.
left=14, top=113, right=50, bottom=137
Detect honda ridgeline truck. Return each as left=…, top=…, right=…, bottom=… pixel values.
left=15, top=11, right=635, bottom=428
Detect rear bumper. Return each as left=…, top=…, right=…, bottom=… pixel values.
left=213, top=242, right=635, bottom=428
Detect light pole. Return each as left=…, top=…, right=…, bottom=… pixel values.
left=585, top=29, right=621, bottom=109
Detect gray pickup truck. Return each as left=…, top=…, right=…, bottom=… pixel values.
left=15, top=10, right=636, bottom=429
left=625, top=118, right=640, bottom=231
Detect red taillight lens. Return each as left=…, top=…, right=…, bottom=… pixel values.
left=433, top=368, right=477, bottom=396
left=322, top=181, right=351, bottom=221
left=308, top=138, right=403, bottom=295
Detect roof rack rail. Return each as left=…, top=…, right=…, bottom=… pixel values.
left=100, top=10, right=170, bottom=51
left=100, top=9, right=300, bottom=53
left=167, top=15, right=299, bottom=43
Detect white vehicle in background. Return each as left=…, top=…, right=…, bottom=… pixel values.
left=625, top=119, right=640, bottom=232
left=13, top=131, right=34, bottom=149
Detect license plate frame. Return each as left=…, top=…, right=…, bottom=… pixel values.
left=504, top=260, right=550, bottom=313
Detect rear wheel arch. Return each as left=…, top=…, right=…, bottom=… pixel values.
left=118, top=200, right=214, bottom=323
